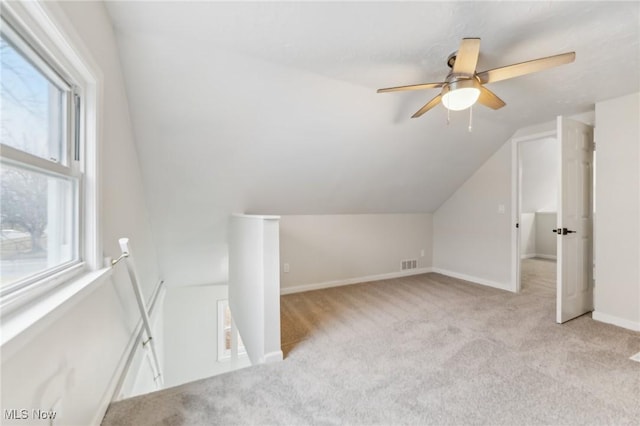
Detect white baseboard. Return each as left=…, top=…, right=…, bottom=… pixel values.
left=430, top=268, right=511, bottom=292
left=280, top=267, right=433, bottom=295
left=520, top=254, right=536, bottom=259
left=592, top=311, right=640, bottom=331
left=262, top=350, right=284, bottom=364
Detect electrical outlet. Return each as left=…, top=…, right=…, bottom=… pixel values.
left=283, top=263, right=290, bottom=273
left=498, top=204, right=506, bottom=214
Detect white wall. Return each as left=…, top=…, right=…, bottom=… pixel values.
left=162, top=285, right=250, bottom=388
left=535, top=212, right=557, bottom=259
left=433, top=142, right=513, bottom=289
left=1, top=2, right=161, bottom=425
left=228, top=215, right=282, bottom=365
left=520, top=213, right=536, bottom=258
left=520, top=138, right=558, bottom=213
left=593, top=92, right=640, bottom=330
left=520, top=213, right=557, bottom=260
left=279, top=214, right=433, bottom=292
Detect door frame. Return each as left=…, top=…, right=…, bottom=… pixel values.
left=510, top=129, right=557, bottom=293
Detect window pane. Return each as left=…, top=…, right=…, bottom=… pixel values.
left=0, top=33, right=67, bottom=164
left=0, top=163, right=77, bottom=288
left=224, top=304, right=231, bottom=327
left=225, top=329, right=231, bottom=351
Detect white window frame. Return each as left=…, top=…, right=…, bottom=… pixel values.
left=0, top=1, right=101, bottom=317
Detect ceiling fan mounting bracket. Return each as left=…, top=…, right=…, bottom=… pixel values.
left=447, top=51, right=457, bottom=68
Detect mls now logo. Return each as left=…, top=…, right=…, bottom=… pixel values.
left=4, top=409, right=57, bottom=420
left=4, top=409, right=29, bottom=420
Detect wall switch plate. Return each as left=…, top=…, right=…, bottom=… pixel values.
left=420, top=249, right=425, bottom=257
left=283, top=263, right=290, bottom=273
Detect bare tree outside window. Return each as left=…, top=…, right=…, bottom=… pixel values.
left=1, top=166, right=47, bottom=252
left=0, top=30, right=76, bottom=288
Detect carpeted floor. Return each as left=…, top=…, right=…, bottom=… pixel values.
left=102, top=259, right=640, bottom=425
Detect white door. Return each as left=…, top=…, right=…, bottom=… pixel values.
left=556, top=117, right=594, bottom=323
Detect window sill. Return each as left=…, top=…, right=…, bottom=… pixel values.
left=0, top=267, right=112, bottom=348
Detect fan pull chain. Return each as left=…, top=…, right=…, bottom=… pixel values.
left=468, top=105, right=473, bottom=132
left=447, top=106, right=450, bottom=125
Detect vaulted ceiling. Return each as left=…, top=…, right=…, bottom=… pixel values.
left=104, top=1, right=639, bottom=286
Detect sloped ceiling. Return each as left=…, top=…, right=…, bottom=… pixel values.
left=104, top=1, right=639, bottom=286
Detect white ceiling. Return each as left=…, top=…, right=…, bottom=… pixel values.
left=104, top=1, right=640, bottom=286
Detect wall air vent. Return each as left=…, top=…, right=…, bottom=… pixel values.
left=401, top=259, right=418, bottom=271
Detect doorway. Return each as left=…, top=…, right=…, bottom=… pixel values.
left=511, top=117, right=595, bottom=323
left=518, top=137, right=559, bottom=295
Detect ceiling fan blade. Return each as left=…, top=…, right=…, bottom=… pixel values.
left=477, top=86, right=506, bottom=109
left=377, top=82, right=444, bottom=93
left=477, top=52, right=575, bottom=84
left=411, top=94, right=442, bottom=118
left=452, top=38, right=481, bottom=75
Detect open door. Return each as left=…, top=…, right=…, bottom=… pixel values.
left=556, top=117, right=594, bottom=323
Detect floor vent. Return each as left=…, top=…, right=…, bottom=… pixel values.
left=630, top=352, right=640, bottom=363
left=401, top=259, right=418, bottom=271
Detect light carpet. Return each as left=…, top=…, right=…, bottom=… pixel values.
left=102, top=259, right=640, bottom=425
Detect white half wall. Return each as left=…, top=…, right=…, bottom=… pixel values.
left=228, top=215, right=283, bottom=365
left=433, top=142, right=513, bottom=290
left=279, top=214, right=433, bottom=293
left=593, top=92, right=640, bottom=330
left=520, top=213, right=536, bottom=258
left=0, top=2, right=161, bottom=425
left=535, top=212, right=557, bottom=259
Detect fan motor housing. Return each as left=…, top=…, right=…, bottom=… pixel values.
left=441, top=75, right=481, bottom=96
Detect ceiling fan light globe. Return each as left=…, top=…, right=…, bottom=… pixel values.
left=442, top=87, right=480, bottom=111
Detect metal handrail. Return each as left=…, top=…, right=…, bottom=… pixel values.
left=112, top=238, right=163, bottom=385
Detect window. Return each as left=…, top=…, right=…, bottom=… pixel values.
left=0, top=4, right=96, bottom=314
left=217, top=300, right=246, bottom=361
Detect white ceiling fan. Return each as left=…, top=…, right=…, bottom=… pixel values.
left=378, top=38, right=576, bottom=118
